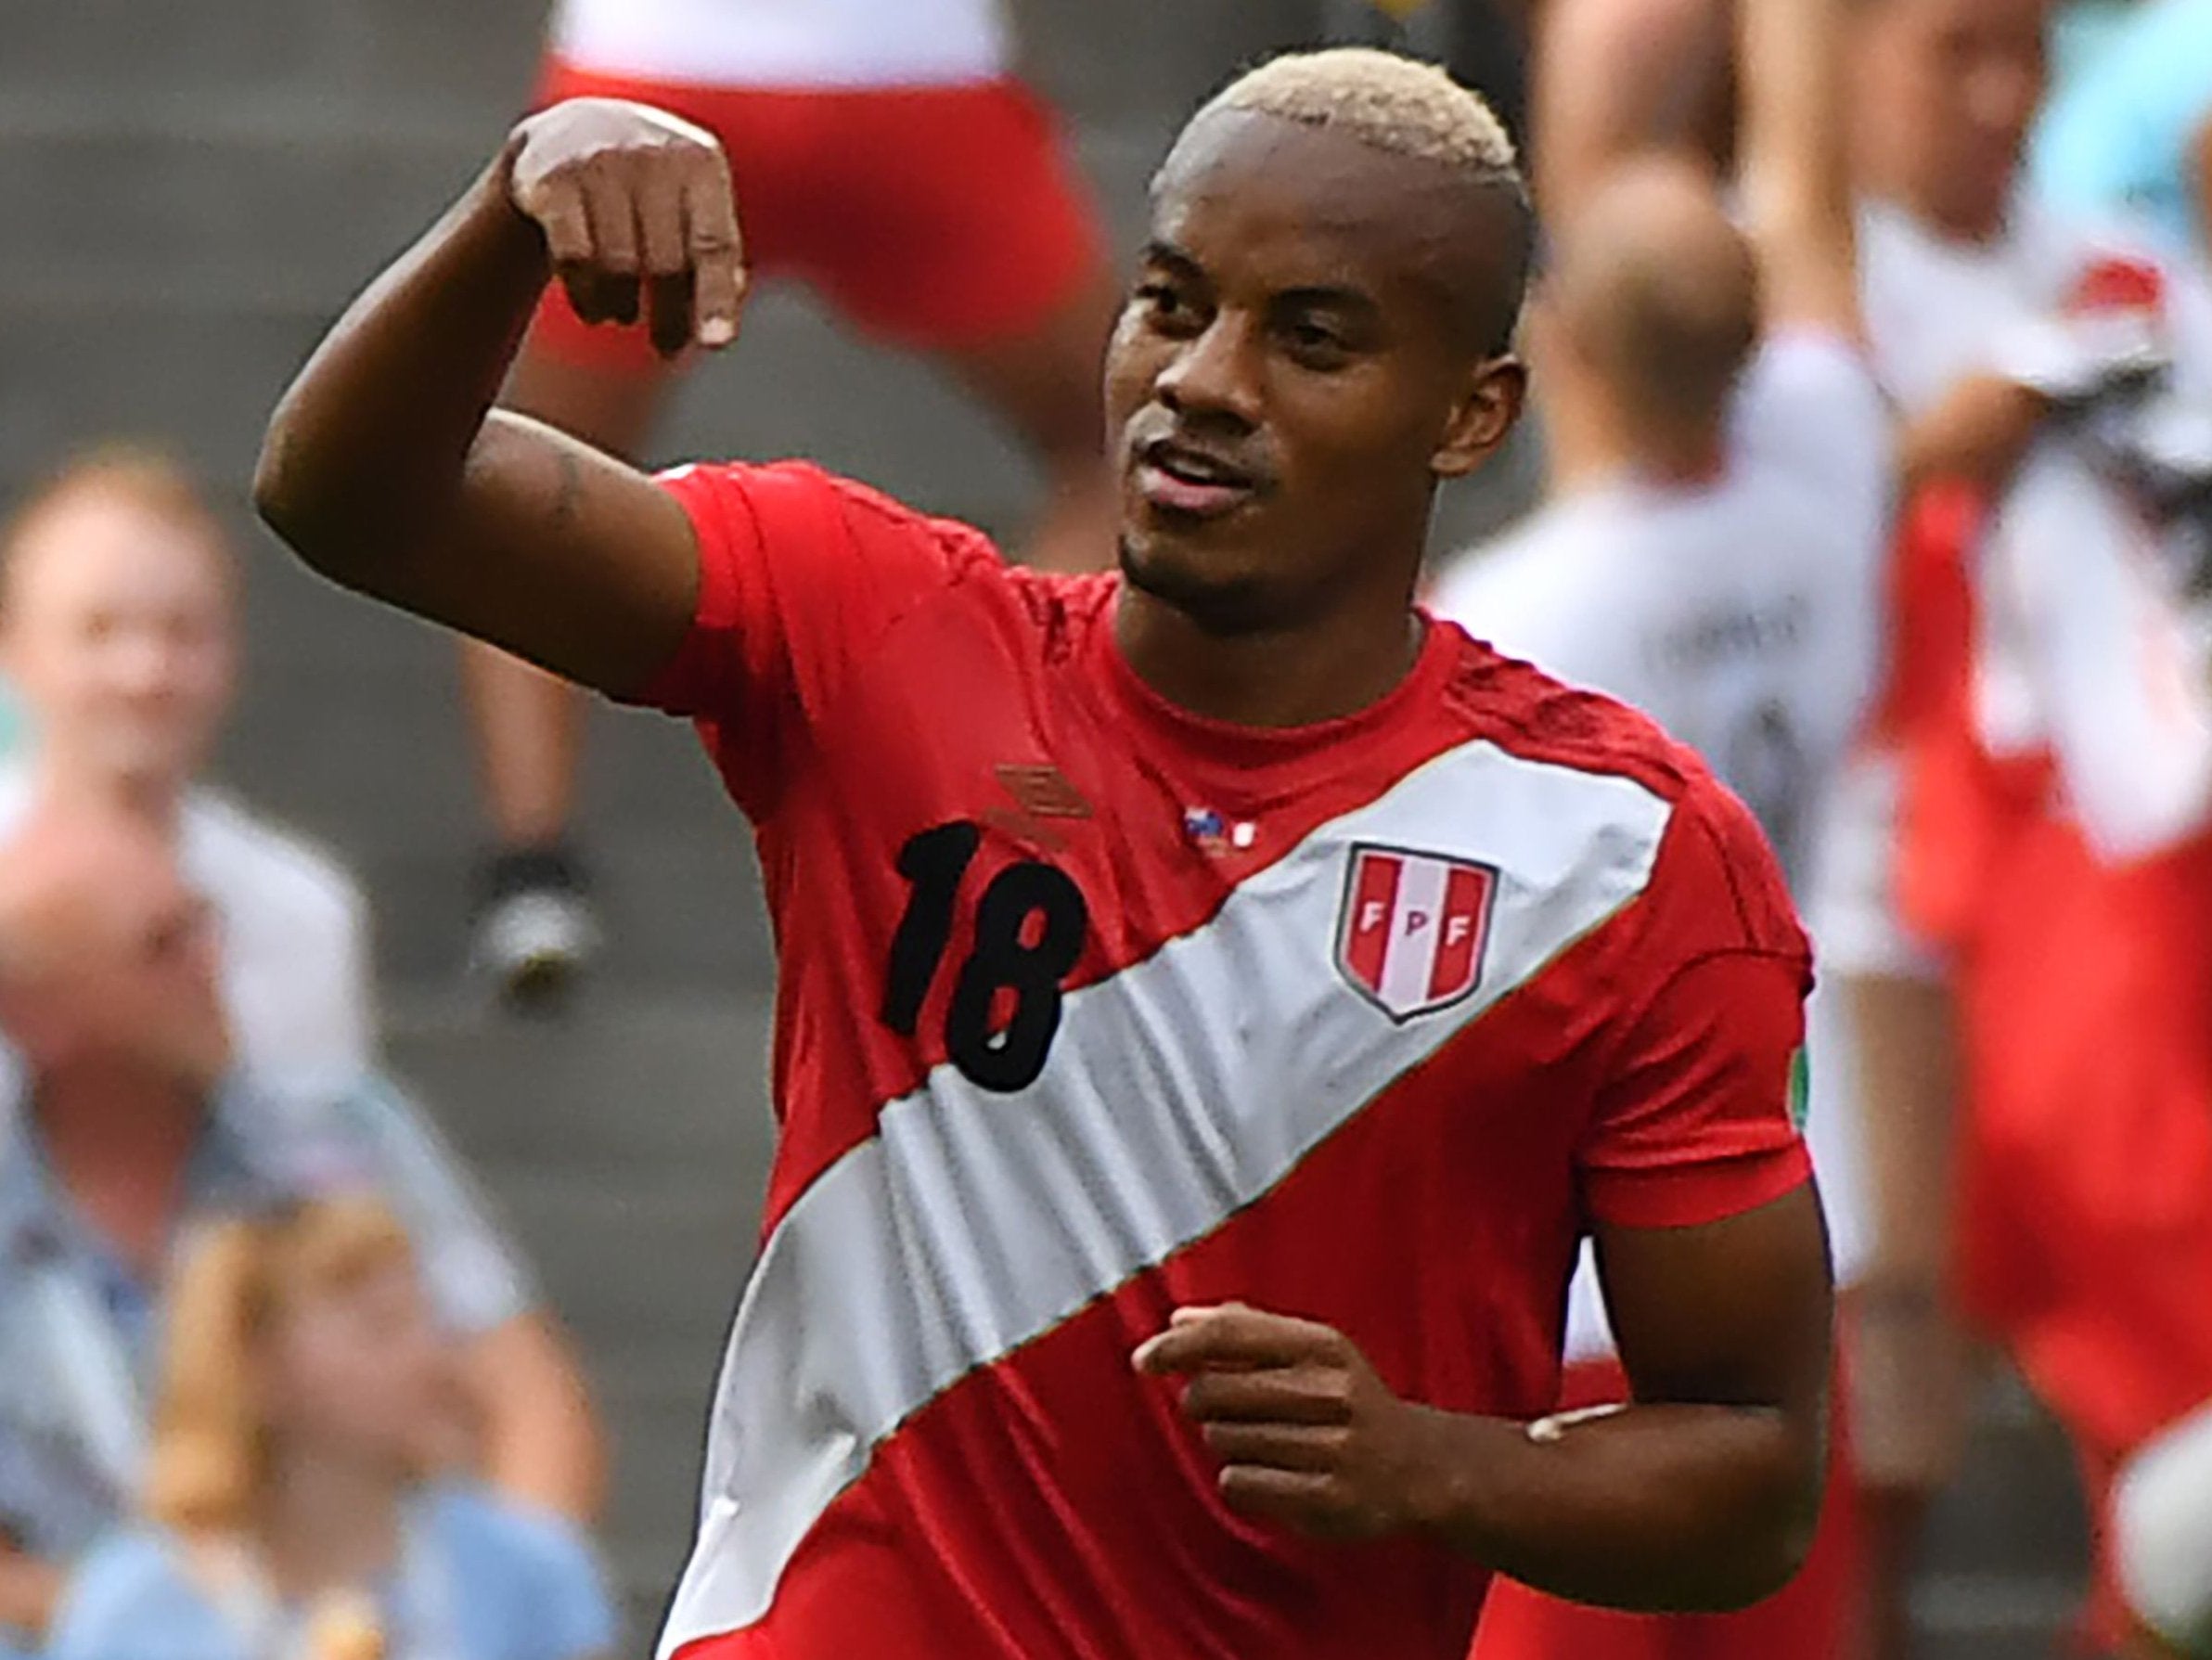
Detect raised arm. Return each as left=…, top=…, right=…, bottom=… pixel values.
left=254, top=100, right=748, bottom=698
left=1531, top=0, right=1730, bottom=222
left=1735, top=0, right=1858, bottom=337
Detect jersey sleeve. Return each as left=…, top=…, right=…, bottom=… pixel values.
left=625, top=459, right=1002, bottom=818
left=1577, top=785, right=1816, bottom=1230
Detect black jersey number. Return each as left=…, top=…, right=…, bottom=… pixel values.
left=880, top=820, right=1089, bottom=1093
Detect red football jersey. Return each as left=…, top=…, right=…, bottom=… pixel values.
left=629, top=461, right=1815, bottom=1660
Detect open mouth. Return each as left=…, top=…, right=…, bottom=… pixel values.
left=1135, top=440, right=1262, bottom=520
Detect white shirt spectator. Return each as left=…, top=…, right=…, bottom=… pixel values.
left=0, top=767, right=371, bottom=1089
left=547, top=0, right=1011, bottom=90
left=1433, top=331, right=1891, bottom=1359
left=1818, top=198, right=2212, bottom=974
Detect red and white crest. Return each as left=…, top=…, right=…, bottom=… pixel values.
left=1335, top=843, right=1498, bottom=1021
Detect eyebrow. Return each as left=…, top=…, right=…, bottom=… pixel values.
left=1139, top=242, right=1382, bottom=316
left=1138, top=240, right=1204, bottom=280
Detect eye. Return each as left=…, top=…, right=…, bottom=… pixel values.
left=1133, top=280, right=1201, bottom=334
left=1282, top=318, right=1351, bottom=368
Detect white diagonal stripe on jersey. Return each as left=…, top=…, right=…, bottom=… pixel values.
left=658, top=739, right=1672, bottom=1655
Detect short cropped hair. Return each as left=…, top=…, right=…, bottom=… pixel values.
left=0, top=444, right=229, bottom=611
left=1185, top=48, right=1533, bottom=350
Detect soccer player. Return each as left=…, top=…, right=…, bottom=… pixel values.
left=464, top=0, right=1116, bottom=1002
left=1432, top=0, right=1888, bottom=1651
left=1834, top=0, right=2212, bottom=1649
left=255, top=49, right=1834, bottom=1657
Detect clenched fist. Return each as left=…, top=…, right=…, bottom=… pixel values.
left=1135, top=1303, right=1442, bottom=1542
left=504, top=97, right=748, bottom=357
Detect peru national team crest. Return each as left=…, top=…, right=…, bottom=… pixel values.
left=1336, top=843, right=1499, bottom=1021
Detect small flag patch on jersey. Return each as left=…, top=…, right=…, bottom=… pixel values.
left=1335, top=843, right=1498, bottom=1020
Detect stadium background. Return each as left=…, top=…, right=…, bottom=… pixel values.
left=0, top=0, right=2092, bottom=1651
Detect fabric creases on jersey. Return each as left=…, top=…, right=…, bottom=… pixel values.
left=628, top=460, right=1816, bottom=1660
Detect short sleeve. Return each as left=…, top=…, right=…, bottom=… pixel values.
left=434, top=1487, right=619, bottom=1660
left=626, top=460, right=1000, bottom=818
left=45, top=1532, right=228, bottom=1660
left=1577, top=788, right=1815, bottom=1230
left=509, top=1508, right=620, bottom=1660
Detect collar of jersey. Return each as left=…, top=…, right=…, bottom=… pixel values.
left=1089, top=598, right=1457, bottom=784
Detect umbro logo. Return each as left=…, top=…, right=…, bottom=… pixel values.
left=984, top=763, right=1091, bottom=851
left=995, top=764, right=1092, bottom=820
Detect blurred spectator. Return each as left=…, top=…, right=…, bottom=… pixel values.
left=1435, top=0, right=1885, bottom=1651
left=0, top=801, right=590, bottom=1650
left=2031, top=0, right=2212, bottom=256
left=458, top=0, right=1117, bottom=1007
left=0, top=448, right=606, bottom=1525
left=0, top=448, right=369, bottom=1087
left=1832, top=0, right=2212, bottom=1647
left=45, top=1197, right=616, bottom=1660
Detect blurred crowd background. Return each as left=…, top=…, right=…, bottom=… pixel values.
left=0, top=0, right=2207, bottom=1657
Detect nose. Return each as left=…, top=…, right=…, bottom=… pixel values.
left=1155, top=313, right=1262, bottom=428
left=105, top=631, right=177, bottom=699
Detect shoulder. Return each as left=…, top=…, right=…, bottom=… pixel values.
left=1435, top=625, right=1705, bottom=806
left=659, top=457, right=1009, bottom=588
left=426, top=1486, right=615, bottom=1649
left=48, top=1529, right=211, bottom=1653
left=183, top=791, right=364, bottom=933
left=430, top=1485, right=593, bottom=1570
left=1437, top=633, right=1804, bottom=959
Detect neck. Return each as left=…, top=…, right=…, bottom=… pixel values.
left=34, top=751, right=186, bottom=836
left=32, top=1067, right=204, bottom=1275
left=1114, top=575, right=1426, bottom=728
left=1881, top=184, right=2006, bottom=248
left=254, top=1442, right=405, bottom=1601
left=1551, top=398, right=1728, bottom=494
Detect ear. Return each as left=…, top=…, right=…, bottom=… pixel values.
left=1431, top=354, right=1528, bottom=481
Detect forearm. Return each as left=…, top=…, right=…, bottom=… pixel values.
left=1897, top=374, right=2051, bottom=495
left=1849, top=972, right=1959, bottom=1286
left=467, top=1318, right=608, bottom=1521
left=256, top=149, right=545, bottom=577
left=0, top=1544, right=63, bottom=1637
left=1735, top=0, right=1857, bottom=334
left=1404, top=1397, right=1822, bottom=1612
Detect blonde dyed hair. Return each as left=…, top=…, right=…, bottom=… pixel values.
left=144, top=1197, right=418, bottom=1537
left=0, top=444, right=231, bottom=609
left=1177, top=48, right=1533, bottom=351
left=1196, top=46, right=1519, bottom=179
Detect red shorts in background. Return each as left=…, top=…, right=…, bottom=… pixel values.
left=524, top=59, right=1108, bottom=368
left=1470, top=1355, right=1863, bottom=1660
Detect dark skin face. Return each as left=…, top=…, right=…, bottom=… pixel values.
left=1105, top=111, right=1526, bottom=676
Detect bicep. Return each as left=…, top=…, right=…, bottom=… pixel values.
left=364, top=412, right=701, bottom=699
left=1597, top=1182, right=1833, bottom=1413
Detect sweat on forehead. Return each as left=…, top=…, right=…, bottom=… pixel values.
left=1156, top=47, right=1533, bottom=352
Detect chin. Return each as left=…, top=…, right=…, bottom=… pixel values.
left=1118, top=534, right=1280, bottom=635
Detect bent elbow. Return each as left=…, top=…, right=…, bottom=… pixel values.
left=1685, top=1466, right=1826, bottom=1614
left=252, top=405, right=376, bottom=587
left=252, top=408, right=328, bottom=569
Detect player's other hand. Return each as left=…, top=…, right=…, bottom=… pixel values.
left=1134, top=1303, right=1436, bottom=1542
left=504, top=97, right=747, bottom=357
